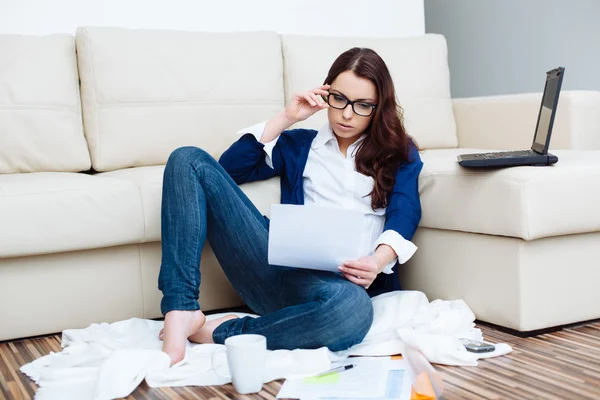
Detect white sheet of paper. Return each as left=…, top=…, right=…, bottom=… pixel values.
left=267, top=204, right=364, bottom=272
left=276, top=357, right=397, bottom=399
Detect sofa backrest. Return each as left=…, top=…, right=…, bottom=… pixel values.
left=75, top=27, right=284, bottom=172
left=2, top=29, right=457, bottom=174
left=281, top=34, right=458, bottom=150
left=0, top=34, right=90, bottom=174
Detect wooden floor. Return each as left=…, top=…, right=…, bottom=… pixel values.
left=1, top=321, right=600, bottom=399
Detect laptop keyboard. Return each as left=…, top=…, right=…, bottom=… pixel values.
left=473, top=150, right=538, bottom=159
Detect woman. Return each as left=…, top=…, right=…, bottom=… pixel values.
left=158, top=47, right=423, bottom=365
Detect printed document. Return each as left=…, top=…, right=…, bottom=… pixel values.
left=276, top=357, right=411, bottom=399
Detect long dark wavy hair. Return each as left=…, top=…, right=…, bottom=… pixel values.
left=324, top=48, right=415, bottom=210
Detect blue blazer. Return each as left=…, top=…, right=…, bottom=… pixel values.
left=219, top=129, right=423, bottom=296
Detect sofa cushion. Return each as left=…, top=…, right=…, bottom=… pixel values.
left=0, top=34, right=90, bottom=174
left=0, top=173, right=144, bottom=258
left=75, top=27, right=285, bottom=172
left=98, top=166, right=281, bottom=242
left=281, top=34, right=457, bottom=150
left=419, top=149, right=600, bottom=240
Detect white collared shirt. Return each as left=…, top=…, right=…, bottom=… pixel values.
left=239, top=122, right=418, bottom=274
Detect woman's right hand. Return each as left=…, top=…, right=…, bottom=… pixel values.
left=260, top=85, right=331, bottom=144
left=283, top=85, right=331, bottom=124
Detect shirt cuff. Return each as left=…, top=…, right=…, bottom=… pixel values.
left=236, top=121, right=277, bottom=168
left=373, top=230, right=418, bottom=274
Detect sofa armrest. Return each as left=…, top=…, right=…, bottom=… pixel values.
left=453, top=90, right=600, bottom=150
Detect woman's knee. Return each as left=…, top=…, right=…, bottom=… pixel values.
left=166, top=146, right=219, bottom=177
left=316, top=283, right=374, bottom=352
left=167, top=146, right=212, bottom=167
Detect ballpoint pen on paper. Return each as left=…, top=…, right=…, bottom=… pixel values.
left=314, top=364, right=354, bottom=377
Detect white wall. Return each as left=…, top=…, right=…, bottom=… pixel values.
left=0, top=0, right=425, bottom=37
left=425, top=0, right=600, bottom=97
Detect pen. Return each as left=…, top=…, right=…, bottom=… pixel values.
left=314, top=364, right=354, bottom=377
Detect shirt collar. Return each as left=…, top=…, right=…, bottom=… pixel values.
left=311, top=123, right=337, bottom=149
left=312, top=123, right=367, bottom=150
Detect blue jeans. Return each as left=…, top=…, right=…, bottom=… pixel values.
left=158, top=146, right=374, bottom=351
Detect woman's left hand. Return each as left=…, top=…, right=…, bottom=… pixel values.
left=338, top=256, right=380, bottom=289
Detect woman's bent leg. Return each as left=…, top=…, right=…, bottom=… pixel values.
left=159, top=146, right=285, bottom=314
left=158, top=146, right=284, bottom=362
left=212, top=270, right=374, bottom=351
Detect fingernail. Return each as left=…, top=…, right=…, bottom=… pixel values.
left=338, top=266, right=343, bottom=271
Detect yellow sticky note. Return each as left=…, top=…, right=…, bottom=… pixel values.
left=303, top=372, right=342, bottom=384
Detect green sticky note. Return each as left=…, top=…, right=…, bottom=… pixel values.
left=303, top=372, right=341, bottom=384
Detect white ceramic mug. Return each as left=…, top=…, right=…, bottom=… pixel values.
left=211, top=334, right=267, bottom=394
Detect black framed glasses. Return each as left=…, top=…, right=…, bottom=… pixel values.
left=322, top=93, right=377, bottom=117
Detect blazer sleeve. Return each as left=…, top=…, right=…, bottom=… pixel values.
left=383, top=142, right=424, bottom=240
left=218, top=133, right=284, bottom=185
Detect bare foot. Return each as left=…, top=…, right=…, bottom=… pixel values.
left=160, top=310, right=206, bottom=366
left=188, top=314, right=239, bottom=344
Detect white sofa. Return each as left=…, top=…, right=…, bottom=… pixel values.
left=1, top=27, right=599, bottom=341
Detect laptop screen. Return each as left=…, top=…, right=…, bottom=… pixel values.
left=532, top=68, right=564, bottom=154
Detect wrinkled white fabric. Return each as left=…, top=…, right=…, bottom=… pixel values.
left=337, top=291, right=511, bottom=366
left=21, top=291, right=511, bottom=400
